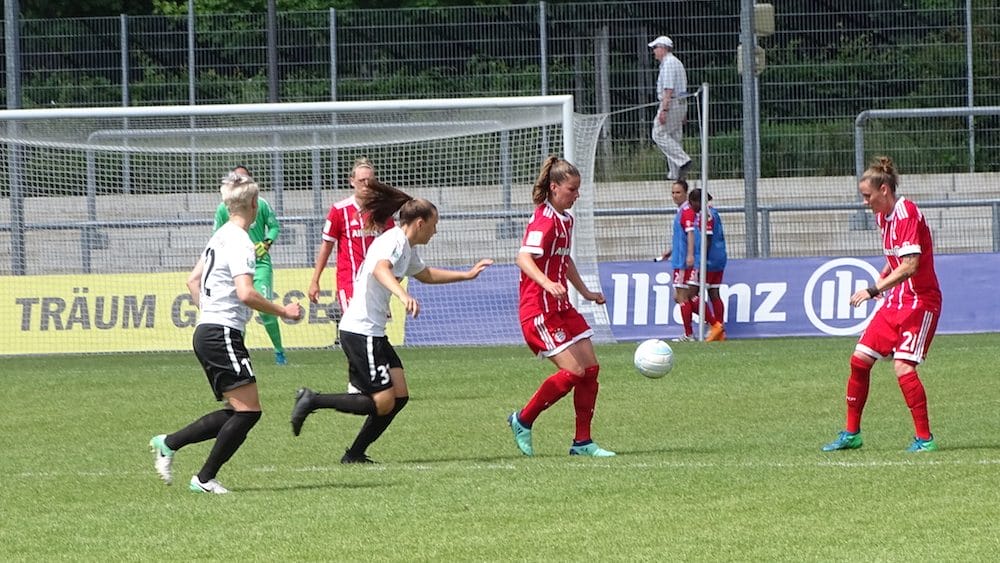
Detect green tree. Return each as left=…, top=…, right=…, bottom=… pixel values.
left=22, top=0, right=154, bottom=18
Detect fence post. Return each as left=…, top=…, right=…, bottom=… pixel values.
left=5, top=0, right=26, bottom=275
left=538, top=1, right=549, bottom=156
left=740, top=0, right=759, bottom=258
left=965, top=0, right=975, bottom=172
left=759, top=208, right=770, bottom=258
left=187, top=1, right=197, bottom=190
left=993, top=203, right=1000, bottom=253
left=120, top=14, right=132, bottom=194
left=329, top=8, right=337, bottom=102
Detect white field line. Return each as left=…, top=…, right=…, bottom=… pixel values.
left=10, top=457, right=1000, bottom=479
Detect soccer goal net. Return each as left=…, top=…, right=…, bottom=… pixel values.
left=0, top=96, right=607, bottom=355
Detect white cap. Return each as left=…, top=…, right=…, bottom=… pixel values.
left=648, top=36, right=673, bottom=49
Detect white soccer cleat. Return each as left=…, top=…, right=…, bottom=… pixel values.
left=189, top=476, right=230, bottom=494
left=149, top=434, right=174, bottom=485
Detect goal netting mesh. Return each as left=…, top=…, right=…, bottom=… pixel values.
left=0, top=98, right=608, bottom=355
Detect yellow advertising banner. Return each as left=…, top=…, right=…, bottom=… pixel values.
left=2, top=268, right=406, bottom=355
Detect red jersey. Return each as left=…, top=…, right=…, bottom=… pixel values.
left=322, top=195, right=394, bottom=298
left=518, top=202, right=574, bottom=322
left=680, top=204, right=698, bottom=235
left=876, top=197, right=941, bottom=312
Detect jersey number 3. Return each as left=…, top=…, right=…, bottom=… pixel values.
left=372, top=364, right=390, bottom=386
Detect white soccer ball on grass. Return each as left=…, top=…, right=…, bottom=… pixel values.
left=633, top=338, right=674, bottom=379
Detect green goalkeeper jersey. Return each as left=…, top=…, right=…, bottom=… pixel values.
left=213, top=197, right=281, bottom=267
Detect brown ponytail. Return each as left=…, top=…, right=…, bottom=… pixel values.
left=359, top=178, right=412, bottom=229
left=531, top=155, right=580, bottom=205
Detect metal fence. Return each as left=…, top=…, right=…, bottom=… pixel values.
left=3, top=1, right=999, bottom=181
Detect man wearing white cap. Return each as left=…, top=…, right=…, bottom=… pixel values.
left=649, top=35, right=692, bottom=181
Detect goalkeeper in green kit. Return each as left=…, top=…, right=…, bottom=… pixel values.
left=213, top=166, right=288, bottom=365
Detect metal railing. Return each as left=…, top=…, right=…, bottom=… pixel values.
left=3, top=199, right=998, bottom=275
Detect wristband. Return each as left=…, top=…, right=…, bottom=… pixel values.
left=866, top=286, right=879, bottom=298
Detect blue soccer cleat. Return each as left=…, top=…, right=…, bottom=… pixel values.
left=508, top=412, right=533, bottom=456
left=906, top=435, right=938, bottom=452
left=569, top=441, right=616, bottom=457
left=821, top=430, right=863, bottom=452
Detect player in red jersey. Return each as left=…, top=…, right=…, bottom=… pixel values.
left=507, top=156, right=615, bottom=457
left=688, top=189, right=725, bottom=342
left=657, top=180, right=696, bottom=341
left=822, top=156, right=942, bottom=453
left=308, top=157, right=395, bottom=315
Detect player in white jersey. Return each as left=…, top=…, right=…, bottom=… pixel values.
left=290, top=179, right=492, bottom=463
left=149, top=172, right=302, bottom=494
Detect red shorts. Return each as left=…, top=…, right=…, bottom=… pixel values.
left=704, top=270, right=724, bottom=288
left=856, top=305, right=939, bottom=364
left=672, top=268, right=698, bottom=288
left=521, top=308, right=594, bottom=358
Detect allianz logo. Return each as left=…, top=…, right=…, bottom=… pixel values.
left=803, top=257, right=882, bottom=336
left=607, top=258, right=881, bottom=336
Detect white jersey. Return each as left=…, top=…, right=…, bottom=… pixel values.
left=339, top=226, right=426, bottom=337
left=196, top=222, right=257, bottom=331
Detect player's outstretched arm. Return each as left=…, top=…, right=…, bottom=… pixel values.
left=413, top=259, right=494, bottom=285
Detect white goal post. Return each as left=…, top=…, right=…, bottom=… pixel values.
left=0, top=96, right=608, bottom=355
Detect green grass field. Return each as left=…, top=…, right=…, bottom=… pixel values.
left=3, top=334, right=1000, bottom=561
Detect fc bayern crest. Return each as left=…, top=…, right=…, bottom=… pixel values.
left=553, top=329, right=567, bottom=343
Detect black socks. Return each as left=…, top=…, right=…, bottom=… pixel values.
left=197, top=410, right=261, bottom=482
left=346, top=396, right=409, bottom=458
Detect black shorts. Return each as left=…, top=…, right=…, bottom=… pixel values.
left=339, top=330, right=402, bottom=395
left=193, top=324, right=256, bottom=401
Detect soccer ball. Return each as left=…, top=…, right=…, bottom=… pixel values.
left=633, top=339, right=674, bottom=379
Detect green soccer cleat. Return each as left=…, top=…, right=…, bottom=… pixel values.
left=906, top=435, right=938, bottom=452
left=275, top=351, right=288, bottom=366
left=821, top=430, right=863, bottom=452
left=149, top=434, right=174, bottom=485
left=507, top=412, right=533, bottom=456
left=569, top=441, right=617, bottom=457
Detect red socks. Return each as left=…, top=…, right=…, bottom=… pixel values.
left=519, top=369, right=576, bottom=426
left=573, top=366, right=600, bottom=442
left=690, top=296, right=717, bottom=325
left=520, top=365, right=603, bottom=442
left=680, top=301, right=693, bottom=336
left=898, top=371, right=931, bottom=440
left=845, top=356, right=932, bottom=441
left=845, top=355, right=871, bottom=434
left=711, top=297, right=725, bottom=325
